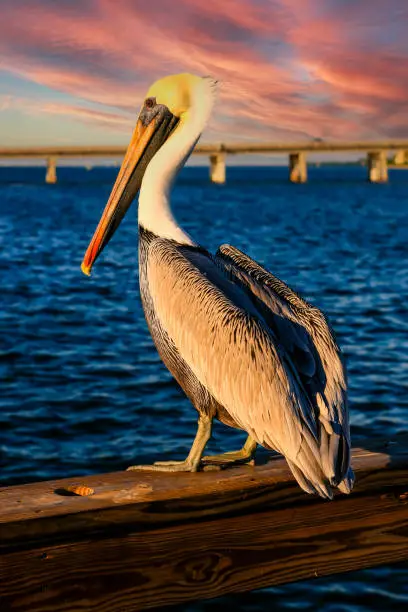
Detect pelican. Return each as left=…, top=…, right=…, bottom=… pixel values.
left=81, top=74, right=354, bottom=499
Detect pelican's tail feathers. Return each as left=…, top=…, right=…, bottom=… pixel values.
left=337, top=467, right=355, bottom=495
left=319, top=422, right=351, bottom=487
left=286, top=453, right=354, bottom=499
left=286, top=459, right=333, bottom=500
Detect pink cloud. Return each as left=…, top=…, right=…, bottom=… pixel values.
left=282, top=0, right=408, bottom=135
left=1, top=0, right=407, bottom=143
left=2, top=94, right=134, bottom=133
left=41, top=102, right=133, bottom=129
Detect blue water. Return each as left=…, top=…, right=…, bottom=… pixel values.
left=1, top=164, right=407, bottom=610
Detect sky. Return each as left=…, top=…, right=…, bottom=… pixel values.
left=0, top=0, right=408, bottom=149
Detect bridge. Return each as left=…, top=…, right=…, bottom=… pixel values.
left=0, top=141, right=407, bottom=184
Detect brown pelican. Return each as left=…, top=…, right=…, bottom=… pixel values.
left=81, top=73, right=354, bottom=499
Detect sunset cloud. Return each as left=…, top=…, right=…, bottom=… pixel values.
left=1, top=0, right=407, bottom=145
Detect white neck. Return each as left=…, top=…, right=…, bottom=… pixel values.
left=138, top=78, right=216, bottom=244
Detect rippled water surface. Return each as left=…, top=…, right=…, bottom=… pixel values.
left=1, top=165, right=407, bottom=610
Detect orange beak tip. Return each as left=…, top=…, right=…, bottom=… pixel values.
left=81, top=261, right=92, bottom=277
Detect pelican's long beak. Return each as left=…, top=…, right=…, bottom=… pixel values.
left=81, top=107, right=178, bottom=276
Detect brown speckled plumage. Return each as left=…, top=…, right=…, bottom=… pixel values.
left=139, top=227, right=353, bottom=498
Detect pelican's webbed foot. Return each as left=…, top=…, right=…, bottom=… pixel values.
left=201, top=435, right=257, bottom=467
left=127, top=415, right=212, bottom=474
left=127, top=460, right=198, bottom=473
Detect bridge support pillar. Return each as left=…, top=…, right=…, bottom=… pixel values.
left=209, top=152, right=226, bottom=184
left=289, top=152, right=307, bottom=183
left=367, top=151, right=388, bottom=183
left=393, top=150, right=407, bottom=165
left=46, top=156, right=57, bottom=184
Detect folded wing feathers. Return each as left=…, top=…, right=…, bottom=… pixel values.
left=216, top=244, right=352, bottom=490
left=148, top=239, right=352, bottom=496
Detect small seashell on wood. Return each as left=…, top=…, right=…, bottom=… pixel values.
left=65, top=485, right=94, bottom=496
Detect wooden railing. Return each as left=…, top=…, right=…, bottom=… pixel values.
left=1, top=437, right=407, bottom=611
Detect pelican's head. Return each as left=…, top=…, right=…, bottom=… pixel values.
left=81, top=73, right=212, bottom=276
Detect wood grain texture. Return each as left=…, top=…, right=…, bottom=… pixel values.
left=1, top=438, right=408, bottom=611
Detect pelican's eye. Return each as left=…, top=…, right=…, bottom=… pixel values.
left=145, top=97, right=156, bottom=109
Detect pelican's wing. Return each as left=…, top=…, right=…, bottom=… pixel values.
left=215, top=244, right=351, bottom=487
left=147, top=239, right=335, bottom=497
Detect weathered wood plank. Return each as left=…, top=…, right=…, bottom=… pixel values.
left=1, top=444, right=406, bottom=548
left=2, top=490, right=407, bottom=611
left=0, top=439, right=407, bottom=611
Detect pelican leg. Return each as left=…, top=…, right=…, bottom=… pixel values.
left=127, top=415, right=212, bottom=472
left=201, top=435, right=257, bottom=466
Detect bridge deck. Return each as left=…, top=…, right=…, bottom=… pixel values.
left=1, top=140, right=408, bottom=158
